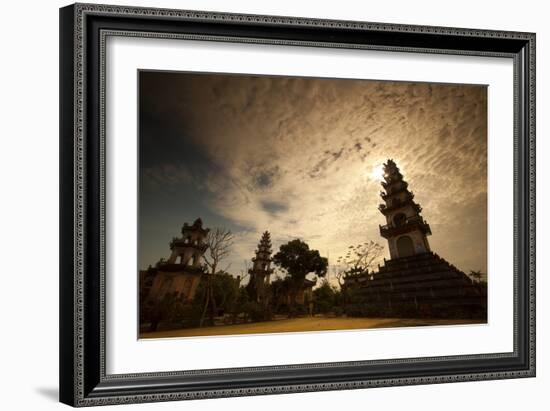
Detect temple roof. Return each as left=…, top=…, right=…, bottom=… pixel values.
left=181, top=218, right=210, bottom=234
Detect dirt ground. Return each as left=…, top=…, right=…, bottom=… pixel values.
left=140, top=316, right=485, bottom=339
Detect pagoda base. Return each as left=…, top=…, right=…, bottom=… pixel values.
left=344, top=252, right=487, bottom=320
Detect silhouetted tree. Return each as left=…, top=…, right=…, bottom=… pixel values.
left=269, top=276, right=292, bottom=314
left=469, top=270, right=484, bottom=283
left=273, top=239, right=328, bottom=310
left=469, top=270, right=487, bottom=297
left=336, top=241, right=384, bottom=288
left=313, top=280, right=336, bottom=314
left=201, top=228, right=234, bottom=327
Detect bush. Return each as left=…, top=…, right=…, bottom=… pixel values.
left=314, top=300, right=333, bottom=315
left=344, top=304, right=363, bottom=317
left=175, top=303, right=203, bottom=328
left=333, top=306, right=344, bottom=317
left=313, top=281, right=335, bottom=314
left=274, top=303, right=289, bottom=315
left=242, top=302, right=270, bottom=322
left=288, top=304, right=307, bottom=318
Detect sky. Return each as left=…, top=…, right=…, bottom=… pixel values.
left=139, top=70, right=487, bottom=284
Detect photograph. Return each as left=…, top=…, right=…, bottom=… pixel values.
left=138, top=71, right=488, bottom=339
left=55, top=2, right=536, bottom=406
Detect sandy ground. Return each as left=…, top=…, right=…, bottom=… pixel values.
left=140, top=316, right=484, bottom=339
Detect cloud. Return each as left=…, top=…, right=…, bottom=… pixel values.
left=140, top=72, right=487, bottom=275
left=260, top=200, right=289, bottom=216
left=143, top=163, right=193, bottom=188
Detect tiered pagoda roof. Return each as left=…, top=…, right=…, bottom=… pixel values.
left=181, top=218, right=209, bottom=235
left=170, top=218, right=209, bottom=252
left=379, top=215, right=432, bottom=238
left=247, top=231, right=274, bottom=304
left=251, top=231, right=274, bottom=267
left=378, top=160, right=430, bottom=239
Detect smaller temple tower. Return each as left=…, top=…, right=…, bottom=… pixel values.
left=167, top=218, right=209, bottom=267
left=247, top=231, right=274, bottom=304
left=146, top=218, right=210, bottom=304
left=378, top=159, right=432, bottom=259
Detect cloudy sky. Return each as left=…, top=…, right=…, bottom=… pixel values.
left=139, top=71, right=487, bottom=283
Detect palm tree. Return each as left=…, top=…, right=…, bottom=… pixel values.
left=469, top=270, right=484, bottom=283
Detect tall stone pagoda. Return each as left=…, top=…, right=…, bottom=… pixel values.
left=378, top=159, right=432, bottom=258
left=345, top=160, right=486, bottom=319
left=246, top=231, right=274, bottom=305
left=142, top=218, right=210, bottom=305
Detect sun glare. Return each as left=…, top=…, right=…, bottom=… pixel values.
left=370, top=164, right=385, bottom=182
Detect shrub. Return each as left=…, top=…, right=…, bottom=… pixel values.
left=242, top=302, right=269, bottom=322
left=288, top=304, right=308, bottom=318
left=333, top=306, right=344, bottom=317
left=313, top=281, right=336, bottom=314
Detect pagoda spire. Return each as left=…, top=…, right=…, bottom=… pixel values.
left=378, top=159, right=431, bottom=259
left=246, top=231, right=274, bottom=304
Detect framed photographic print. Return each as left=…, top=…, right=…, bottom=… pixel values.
left=59, top=3, right=536, bottom=407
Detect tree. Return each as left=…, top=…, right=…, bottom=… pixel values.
left=273, top=239, right=328, bottom=311
left=335, top=241, right=384, bottom=288
left=200, top=228, right=234, bottom=327
left=469, top=270, right=487, bottom=296
left=238, top=259, right=250, bottom=286
left=144, top=292, right=180, bottom=332
left=313, top=280, right=336, bottom=314
left=270, top=276, right=293, bottom=314
left=469, top=270, right=484, bottom=283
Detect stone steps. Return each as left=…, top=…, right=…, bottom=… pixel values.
left=347, top=252, right=486, bottom=311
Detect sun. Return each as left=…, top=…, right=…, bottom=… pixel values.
left=369, top=163, right=385, bottom=182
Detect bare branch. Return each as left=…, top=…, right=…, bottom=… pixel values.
left=204, top=228, right=235, bottom=275
left=335, top=240, right=384, bottom=286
